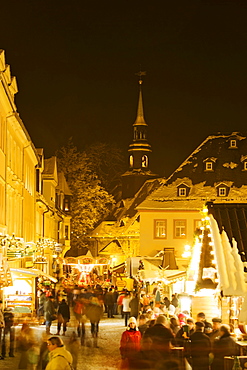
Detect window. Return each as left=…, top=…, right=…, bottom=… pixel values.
left=64, top=197, right=70, bottom=211
left=229, top=139, right=237, bottom=148
left=194, top=219, right=202, bottom=231
left=174, top=220, right=186, bottom=238
left=129, top=155, right=134, bottom=168
left=205, top=162, right=213, bottom=171
left=65, top=225, right=69, bottom=240
left=142, top=155, right=148, bottom=168
left=154, top=220, right=167, bottom=239
left=244, top=162, right=247, bottom=171
left=218, top=187, right=226, bottom=196
left=178, top=188, right=186, bottom=196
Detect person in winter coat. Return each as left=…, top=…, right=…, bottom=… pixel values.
left=122, top=293, right=131, bottom=327
left=104, top=288, right=115, bottom=318
left=208, top=317, right=222, bottom=343
left=18, top=323, right=39, bottom=370
left=45, top=336, right=72, bottom=370
left=73, top=297, right=85, bottom=341
left=2, top=307, right=15, bottom=358
left=85, top=297, right=103, bottom=347
left=56, top=299, right=70, bottom=336
left=211, top=325, right=238, bottom=370
left=66, top=332, right=79, bottom=370
left=129, top=294, right=140, bottom=319
left=189, top=321, right=211, bottom=370
left=37, top=332, right=49, bottom=370
left=175, top=318, right=195, bottom=347
left=143, top=314, right=174, bottom=357
left=44, top=296, right=56, bottom=335
left=120, top=317, right=141, bottom=370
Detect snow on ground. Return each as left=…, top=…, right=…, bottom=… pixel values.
left=0, top=315, right=125, bottom=370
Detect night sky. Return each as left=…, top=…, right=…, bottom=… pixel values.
left=1, top=1, right=247, bottom=177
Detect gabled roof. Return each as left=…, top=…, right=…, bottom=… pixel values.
left=43, top=157, right=58, bottom=183
left=57, top=172, right=72, bottom=195
left=166, top=132, right=247, bottom=187
left=138, top=133, right=247, bottom=210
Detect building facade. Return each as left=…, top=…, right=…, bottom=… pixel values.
left=138, top=132, right=247, bottom=268
left=0, top=50, right=71, bottom=298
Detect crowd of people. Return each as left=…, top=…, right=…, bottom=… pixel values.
left=0, top=286, right=243, bottom=370
left=118, top=296, right=240, bottom=370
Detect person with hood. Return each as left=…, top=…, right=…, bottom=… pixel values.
left=45, top=336, right=72, bottom=370
left=211, top=325, right=238, bottom=370
left=120, top=317, right=141, bottom=369
left=56, top=299, right=70, bottom=336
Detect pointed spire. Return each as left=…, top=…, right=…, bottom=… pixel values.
left=134, top=71, right=147, bottom=126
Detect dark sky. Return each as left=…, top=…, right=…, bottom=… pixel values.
left=1, top=0, right=247, bottom=177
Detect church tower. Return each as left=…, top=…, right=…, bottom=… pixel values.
left=121, top=72, right=157, bottom=199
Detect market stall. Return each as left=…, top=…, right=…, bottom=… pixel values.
left=4, top=267, right=57, bottom=323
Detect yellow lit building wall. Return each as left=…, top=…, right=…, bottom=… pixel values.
left=139, top=209, right=201, bottom=264
left=0, top=50, right=38, bottom=244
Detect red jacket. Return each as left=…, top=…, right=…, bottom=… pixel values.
left=120, top=329, right=141, bottom=359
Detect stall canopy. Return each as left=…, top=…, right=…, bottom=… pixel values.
left=138, top=259, right=185, bottom=283
left=207, top=202, right=247, bottom=260
left=10, top=268, right=57, bottom=283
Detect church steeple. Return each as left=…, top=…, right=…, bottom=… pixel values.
left=134, top=80, right=147, bottom=126
left=121, top=72, right=157, bottom=199
left=128, top=72, right=152, bottom=171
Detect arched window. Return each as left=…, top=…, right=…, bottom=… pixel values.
left=129, top=155, right=134, bottom=167
left=142, top=155, right=148, bottom=168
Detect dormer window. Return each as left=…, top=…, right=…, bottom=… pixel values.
left=177, top=183, right=190, bottom=197
left=218, top=187, right=226, bottom=196
left=179, top=188, right=186, bottom=196
left=204, top=157, right=216, bottom=171
left=205, top=162, right=213, bottom=171
left=216, top=183, right=230, bottom=197
left=229, top=139, right=237, bottom=148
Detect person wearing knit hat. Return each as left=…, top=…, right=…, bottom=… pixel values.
left=120, top=316, right=141, bottom=369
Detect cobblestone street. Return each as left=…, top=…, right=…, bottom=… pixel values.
left=0, top=315, right=125, bottom=370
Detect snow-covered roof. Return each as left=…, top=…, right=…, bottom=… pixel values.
left=139, top=133, right=247, bottom=210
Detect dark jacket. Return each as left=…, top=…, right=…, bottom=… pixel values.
left=44, top=299, right=56, bottom=321
left=144, top=324, right=174, bottom=353
left=85, top=302, right=103, bottom=323
left=189, top=331, right=211, bottom=370
left=211, top=333, right=238, bottom=370
left=175, top=326, right=195, bottom=347
left=129, top=297, right=140, bottom=317
left=104, top=291, right=114, bottom=306
left=57, top=301, right=70, bottom=320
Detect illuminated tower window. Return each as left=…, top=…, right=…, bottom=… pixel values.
left=142, top=155, right=148, bottom=168
left=129, top=155, right=134, bottom=167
